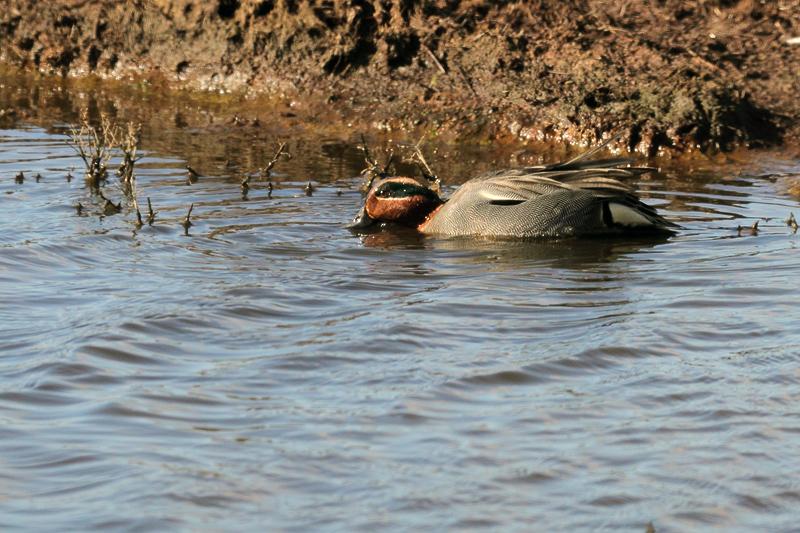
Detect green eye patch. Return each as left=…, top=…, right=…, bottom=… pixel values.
left=375, top=182, right=439, bottom=200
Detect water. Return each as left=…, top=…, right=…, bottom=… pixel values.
left=2, top=74, right=800, bottom=532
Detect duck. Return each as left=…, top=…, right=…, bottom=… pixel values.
left=348, top=142, right=677, bottom=239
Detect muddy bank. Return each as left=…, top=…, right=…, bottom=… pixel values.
left=1, top=0, right=799, bottom=155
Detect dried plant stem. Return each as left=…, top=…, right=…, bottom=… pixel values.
left=186, top=165, right=200, bottom=184
left=67, top=109, right=146, bottom=227
left=787, top=212, right=798, bottom=233
left=358, top=135, right=393, bottom=193
left=132, top=193, right=143, bottom=227
left=147, top=197, right=156, bottom=225
left=68, top=109, right=121, bottom=190
left=412, top=136, right=441, bottom=194
left=118, top=122, right=142, bottom=189
left=259, top=142, right=289, bottom=180
left=182, top=203, right=194, bottom=234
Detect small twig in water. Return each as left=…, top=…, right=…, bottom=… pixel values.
left=305, top=182, right=314, bottom=196
left=382, top=150, right=396, bottom=176
left=186, top=165, right=200, bottom=184
left=118, top=122, right=142, bottom=189
left=98, top=190, right=121, bottom=215
left=259, top=142, right=290, bottom=180
left=737, top=220, right=759, bottom=236
left=146, top=197, right=156, bottom=225
left=129, top=183, right=143, bottom=227
left=182, top=203, right=194, bottom=234
left=786, top=213, right=798, bottom=233
left=360, top=134, right=377, bottom=169
left=120, top=135, right=144, bottom=229
left=411, top=136, right=441, bottom=194
left=358, top=135, right=395, bottom=194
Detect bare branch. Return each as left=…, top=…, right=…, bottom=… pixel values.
left=66, top=108, right=125, bottom=190
left=411, top=136, right=441, bottom=194
left=259, top=142, right=289, bottom=180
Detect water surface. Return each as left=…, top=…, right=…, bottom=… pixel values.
left=2, top=76, right=800, bottom=532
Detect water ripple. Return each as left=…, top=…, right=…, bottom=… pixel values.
left=1, top=93, right=799, bottom=531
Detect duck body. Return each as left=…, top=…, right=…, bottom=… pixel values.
left=418, top=166, right=676, bottom=238
left=350, top=145, right=677, bottom=239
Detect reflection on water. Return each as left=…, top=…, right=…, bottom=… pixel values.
left=429, top=235, right=673, bottom=269
left=2, top=71, right=800, bottom=531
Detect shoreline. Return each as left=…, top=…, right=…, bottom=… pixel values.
left=0, top=1, right=798, bottom=156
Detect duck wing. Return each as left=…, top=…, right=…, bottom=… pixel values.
left=423, top=154, right=676, bottom=237
left=474, top=167, right=676, bottom=230
left=469, top=165, right=644, bottom=203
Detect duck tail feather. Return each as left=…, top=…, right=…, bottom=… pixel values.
left=606, top=198, right=680, bottom=231
left=551, top=133, right=625, bottom=169
left=569, top=177, right=635, bottom=193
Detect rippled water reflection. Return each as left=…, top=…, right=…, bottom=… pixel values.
left=2, top=78, right=800, bottom=532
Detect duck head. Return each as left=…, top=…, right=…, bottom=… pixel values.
left=348, top=177, right=443, bottom=230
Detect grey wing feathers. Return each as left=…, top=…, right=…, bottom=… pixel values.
left=464, top=153, right=677, bottom=232
left=552, top=133, right=628, bottom=169
left=475, top=165, right=646, bottom=202
left=423, top=140, right=677, bottom=237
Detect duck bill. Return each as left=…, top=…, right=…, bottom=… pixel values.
left=346, top=205, right=376, bottom=229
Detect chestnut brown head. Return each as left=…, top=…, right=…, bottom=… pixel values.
left=348, top=177, right=443, bottom=230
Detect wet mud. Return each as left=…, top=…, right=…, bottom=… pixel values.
left=0, top=1, right=799, bottom=155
